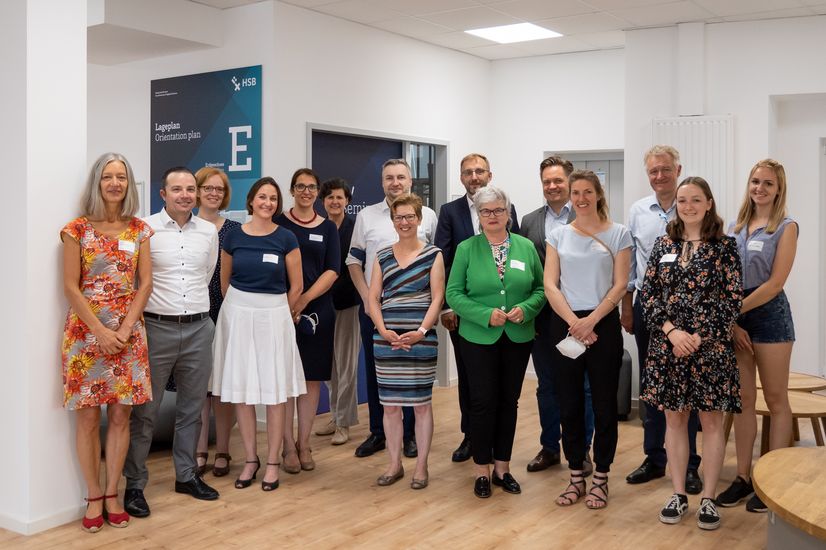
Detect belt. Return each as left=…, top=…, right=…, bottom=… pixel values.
left=143, top=311, right=210, bottom=324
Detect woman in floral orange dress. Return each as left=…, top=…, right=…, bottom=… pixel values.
left=61, top=153, right=153, bottom=533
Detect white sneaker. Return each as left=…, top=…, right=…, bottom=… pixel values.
left=331, top=426, right=349, bottom=445
left=315, top=420, right=336, bottom=436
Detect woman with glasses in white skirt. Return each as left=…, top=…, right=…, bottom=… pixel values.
left=211, top=177, right=307, bottom=492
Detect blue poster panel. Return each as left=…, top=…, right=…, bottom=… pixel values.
left=150, top=65, right=261, bottom=213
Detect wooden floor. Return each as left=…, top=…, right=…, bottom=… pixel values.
left=3, top=380, right=816, bottom=549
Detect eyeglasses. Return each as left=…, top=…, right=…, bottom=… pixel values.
left=295, top=183, right=318, bottom=193
left=392, top=214, right=417, bottom=224
left=201, top=185, right=225, bottom=194
left=461, top=168, right=489, bottom=178
left=479, top=207, right=507, bottom=218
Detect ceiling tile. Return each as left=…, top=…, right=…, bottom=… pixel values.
left=491, top=0, right=596, bottom=20
left=379, top=0, right=479, bottom=16
left=722, top=7, right=817, bottom=21
left=425, top=30, right=497, bottom=48
left=609, top=0, right=715, bottom=26
left=576, top=0, right=675, bottom=8
left=809, top=4, right=826, bottom=13
left=461, top=42, right=532, bottom=59
left=575, top=29, right=626, bottom=48
left=514, top=35, right=597, bottom=55
left=419, top=6, right=522, bottom=30
left=372, top=16, right=454, bottom=38
left=692, top=0, right=804, bottom=17
left=278, top=0, right=342, bottom=7
left=538, top=12, right=629, bottom=35
left=315, top=0, right=404, bottom=23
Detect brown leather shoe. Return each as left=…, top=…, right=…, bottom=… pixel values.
left=526, top=449, right=561, bottom=472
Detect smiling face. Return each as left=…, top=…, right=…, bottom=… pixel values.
left=323, top=188, right=349, bottom=218
left=749, top=166, right=779, bottom=209
left=570, top=178, right=599, bottom=216
left=391, top=203, right=421, bottom=238
left=541, top=165, right=570, bottom=210
left=198, top=174, right=226, bottom=211
left=460, top=156, right=492, bottom=197
left=99, top=161, right=128, bottom=206
left=646, top=153, right=681, bottom=198
left=676, top=183, right=712, bottom=227
left=161, top=171, right=197, bottom=218
left=382, top=164, right=412, bottom=201
left=250, top=183, right=279, bottom=219
left=291, top=173, right=319, bottom=209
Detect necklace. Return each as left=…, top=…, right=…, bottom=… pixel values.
left=290, top=207, right=318, bottom=224
left=680, top=239, right=701, bottom=265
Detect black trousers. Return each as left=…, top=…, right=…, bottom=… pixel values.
left=551, top=309, right=622, bottom=473
left=459, top=333, right=533, bottom=465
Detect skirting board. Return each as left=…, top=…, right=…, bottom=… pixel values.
left=0, top=503, right=84, bottom=536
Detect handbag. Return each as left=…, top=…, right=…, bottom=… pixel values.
left=556, top=333, right=587, bottom=359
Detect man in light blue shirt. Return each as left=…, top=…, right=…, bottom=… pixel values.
left=621, top=145, right=702, bottom=495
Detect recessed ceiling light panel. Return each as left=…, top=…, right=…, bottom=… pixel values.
left=465, top=22, right=562, bottom=44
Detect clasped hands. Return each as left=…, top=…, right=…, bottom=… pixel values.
left=380, top=328, right=424, bottom=351
left=668, top=329, right=702, bottom=357
left=489, top=306, right=524, bottom=327
left=568, top=315, right=598, bottom=346
left=94, top=324, right=131, bottom=355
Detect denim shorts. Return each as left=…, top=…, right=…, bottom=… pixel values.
left=737, top=289, right=795, bottom=344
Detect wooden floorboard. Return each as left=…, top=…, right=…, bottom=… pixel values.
left=3, top=380, right=810, bottom=549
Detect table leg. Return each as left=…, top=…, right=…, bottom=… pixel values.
left=811, top=418, right=824, bottom=446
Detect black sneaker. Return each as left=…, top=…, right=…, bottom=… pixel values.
left=697, top=497, right=721, bottom=530
left=745, top=493, right=768, bottom=513
left=659, top=493, right=689, bottom=524
left=715, top=476, right=754, bottom=507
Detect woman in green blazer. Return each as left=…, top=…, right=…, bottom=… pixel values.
left=445, top=186, right=546, bottom=499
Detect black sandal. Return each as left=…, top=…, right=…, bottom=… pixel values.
left=261, top=462, right=280, bottom=491
left=556, top=471, right=586, bottom=506
left=586, top=473, right=609, bottom=510
left=234, top=458, right=260, bottom=489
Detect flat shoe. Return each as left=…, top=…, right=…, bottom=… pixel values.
left=195, top=452, right=209, bottom=477
left=377, top=466, right=404, bottom=486
left=212, top=453, right=232, bottom=477
left=282, top=449, right=301, bottom=474
left=492, top=472, right=521, bottom=494
left=298, top=447, right=315, bottom=471
left=411, top=473, right=429, bottom=490
left=474, top=476, right=491, bottom=498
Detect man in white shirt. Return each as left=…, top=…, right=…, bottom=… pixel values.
left=621, top=145, right=702, bottom=495
left=346, top=159, right=437, bottom=458
left=124, top=167, right=220, bottom=518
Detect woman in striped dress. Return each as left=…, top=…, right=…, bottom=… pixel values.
left=368, top=194, right=445, bottom=489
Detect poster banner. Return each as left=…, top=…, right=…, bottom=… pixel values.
left=150, top=65, right=261, bottom=214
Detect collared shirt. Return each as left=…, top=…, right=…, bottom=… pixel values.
left=627, top=194, right=676, bottom=292
left=143, top=208, right=218, bottom=315
left=466, top=194, right=480, bottom=236
left=544, top=201, right=572, bottom=241
left=345, top=199, right=438, bottom=286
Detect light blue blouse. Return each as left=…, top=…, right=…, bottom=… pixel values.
left=730, top=217, right=797, bottom=290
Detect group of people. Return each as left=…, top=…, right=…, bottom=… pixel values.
left=62, top=146, right=796, bottom=534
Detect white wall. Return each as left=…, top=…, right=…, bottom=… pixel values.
left=624, top=17, right=826, bottom=378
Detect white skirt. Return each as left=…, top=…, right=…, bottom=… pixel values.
left=211, top=286, right=306, bottom=405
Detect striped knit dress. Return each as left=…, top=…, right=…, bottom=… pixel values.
left=373, top=244, right=440, bottom=406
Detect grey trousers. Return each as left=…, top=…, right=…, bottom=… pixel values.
left=124, top=316, right=214, bottom=489
left=326, top=306, right=360, bottom=427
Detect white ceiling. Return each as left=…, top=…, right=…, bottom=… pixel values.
left=194, top=0, right=826, bottom=60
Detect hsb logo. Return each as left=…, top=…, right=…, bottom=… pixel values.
left=231, top=76, right=257, bottom=91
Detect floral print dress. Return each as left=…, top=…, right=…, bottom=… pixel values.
left=61, top=217, right=153, bottom=410
left=640, top=235, right=743, bottom=412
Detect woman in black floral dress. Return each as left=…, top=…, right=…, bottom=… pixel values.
left=640, top=177, right=742, bottom=531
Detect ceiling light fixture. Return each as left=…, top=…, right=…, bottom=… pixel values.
left=465, top=22, right=562, bottom=44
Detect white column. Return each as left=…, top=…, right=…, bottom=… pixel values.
left=0, top=0, right=87, bottom=535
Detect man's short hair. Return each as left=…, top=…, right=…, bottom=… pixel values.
left=643, top=145, right=680, bottom=167
left=539, top=155, right=573, bottom=177
left=162, top=166, right=195, bottom=188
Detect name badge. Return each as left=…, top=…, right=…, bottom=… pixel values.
left=747, top=240, right=764, bottom=252
left=118, top=240, right=135, bottom=253
left=509, top=259, right=525, bottom=271
left=309, top=233, right=324, bottom=242
left=659, top=253, right=677, bottom=263
left=263, top=253, right=279, bottom=264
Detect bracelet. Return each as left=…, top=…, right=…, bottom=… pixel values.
left=417, top=326, right=428, bottom=335
left=665, top=327, right=678, bottom=337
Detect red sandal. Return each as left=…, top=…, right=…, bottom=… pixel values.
left=81, top=495, right=104, bottom=533
left=103, top=494, right=130, bottom=528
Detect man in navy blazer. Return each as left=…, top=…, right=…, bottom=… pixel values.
left=435, top=153, right=519, bottom=462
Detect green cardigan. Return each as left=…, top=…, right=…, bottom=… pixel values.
left=446, top=232, right=546, bottom=345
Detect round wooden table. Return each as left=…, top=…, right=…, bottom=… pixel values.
left=755, top=390, right=826, bottom=452
left=757, top=371, right=826, bottom=392
left=753, top=447, right=826, bottom=548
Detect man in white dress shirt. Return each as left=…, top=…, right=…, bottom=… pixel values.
left=346, top=158, right=437, bottom=458
left=124, top=167, right=220, bottom=517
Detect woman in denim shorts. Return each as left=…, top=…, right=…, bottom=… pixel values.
left=716, top=159, right=798, bottom=513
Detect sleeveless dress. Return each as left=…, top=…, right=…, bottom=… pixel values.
left=373, top=244, right=440, bottom=406
left=61, top=217, right=154, bottom=410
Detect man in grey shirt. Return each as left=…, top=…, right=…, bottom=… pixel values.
left=621, top=145, right=702, bottom=495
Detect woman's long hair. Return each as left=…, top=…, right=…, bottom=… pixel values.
left=733, top=159, right=788, bottom=234
left=666, top=177, right=724, bottom=241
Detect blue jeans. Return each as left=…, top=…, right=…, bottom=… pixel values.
left=534, top=306, right=595, bottom=454
left=634, top=297, right=700, bottom=470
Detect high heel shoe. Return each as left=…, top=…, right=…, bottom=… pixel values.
left=195, top=451, right=209, bottom=476
left=103, top=494, right=130, bottom=528
left=212, top=452, right=232, bottom=477
left=261, top=462, right=280, bottom=492
left=282, top=447, right=301, bottom=474
left=297, top=445, right=315, bottom=471
left=81, top=495, right=104, bottom=533
left=234, top=458, right=261, bottom=489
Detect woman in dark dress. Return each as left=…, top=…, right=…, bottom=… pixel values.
left=194, top=167, right=241, bottom=478
left=274, top=168, right=340, bottom=473
left=640, top=177, right=742, bottom=530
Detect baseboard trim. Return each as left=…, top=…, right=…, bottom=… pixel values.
left=0, top=503, right=84, bottom=536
